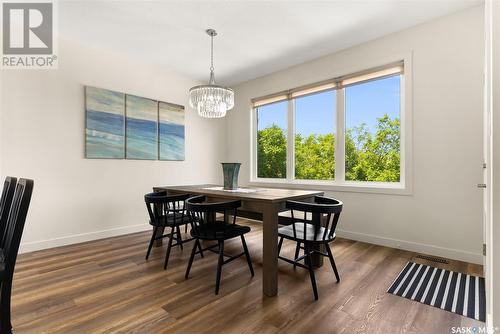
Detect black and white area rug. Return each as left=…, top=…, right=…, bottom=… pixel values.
left=387, top=262, right=486, bottom=322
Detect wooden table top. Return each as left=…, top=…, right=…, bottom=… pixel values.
left=154, top=184, right=323, bottom=203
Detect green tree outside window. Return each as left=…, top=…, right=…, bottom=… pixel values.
left=257, top=114, right=400, bottom=182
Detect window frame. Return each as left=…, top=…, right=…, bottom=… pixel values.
left=250, top=54, right=413, bottom=195
left=254, top=99, right=289, bottom=180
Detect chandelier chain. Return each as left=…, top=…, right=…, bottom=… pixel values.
left=210, top=33, right=214, bottom=72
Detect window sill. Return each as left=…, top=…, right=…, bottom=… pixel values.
left=248, top=179, right=412, bottom=196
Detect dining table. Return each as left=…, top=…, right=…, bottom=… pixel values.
left=153, top=184, right=324, bottom=297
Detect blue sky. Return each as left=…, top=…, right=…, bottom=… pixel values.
left=257, top=75, right=400, bottom=136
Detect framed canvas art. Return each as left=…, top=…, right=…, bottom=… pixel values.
left=85, top=86, right=125, bottom=159
left=159, top=102, right=185, bottom=161
left=85, top=86, right=185, bottom=161
left=125, top=95, right=159, bottom=160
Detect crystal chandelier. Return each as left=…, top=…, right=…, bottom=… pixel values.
left=189, top=29, right=234, bottom=118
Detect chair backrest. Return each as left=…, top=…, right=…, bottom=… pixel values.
left=0, top=177, right=17, bottom=249
left=286, top=196, right=343, bottom=241
left=3, top=178, right=34, bottom=276
left=144, top=191, right=190, bottom=226
left=185, top=195, right=241, bottom=239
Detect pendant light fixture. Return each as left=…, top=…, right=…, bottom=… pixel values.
left=189, top=29, right=234, bottom=118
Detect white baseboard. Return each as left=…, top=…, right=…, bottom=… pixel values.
left=19, top=224, right=151, bottom=254
left=336, top=228, right=483, bottom=264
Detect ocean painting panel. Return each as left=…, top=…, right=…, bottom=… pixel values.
left=159, top=102, right=185, bottom=161
left=126, top=95, right=158, bottom=160
left=85, top=86, right=125, bottom=159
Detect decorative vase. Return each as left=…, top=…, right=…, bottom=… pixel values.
left=222, top=163, right=241, bottom=190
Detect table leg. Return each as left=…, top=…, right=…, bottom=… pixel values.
left=154, top=226, right=165, bottom=247
left=262, top=203, right=279, bottom=297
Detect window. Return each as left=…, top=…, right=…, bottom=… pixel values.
left=295, top=90, right=336, bottom=180
left=256, top=100, right=287, bottom=179
left=345, top=76, right=401, bottom=182
left=252, top=61, right=408, bottom=191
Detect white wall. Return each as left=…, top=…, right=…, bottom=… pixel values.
left=1, top=40, right=225, bottom=252
left=225, top=6, right=484, bottom=263
left=490, top=0, right=500, bottom=328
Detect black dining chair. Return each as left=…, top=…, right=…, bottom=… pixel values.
left=0, top=177, right=17, bottom=249
left=184, top=195, right=254, bottom=295
left=277, top=196, right=343, bottom=300
left=144, top=191, right=194, bottom=270
left=0, top=178, right=34, bottom=334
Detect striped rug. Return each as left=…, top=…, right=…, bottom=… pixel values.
left=387, top=262, right=485, bottom=322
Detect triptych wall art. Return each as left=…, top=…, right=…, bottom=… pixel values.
left=85, top=86, right=185, bottom=160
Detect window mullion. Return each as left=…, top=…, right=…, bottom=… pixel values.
left=335, top=88, right=346, bottom=183
left=287, top=99, right=295, bottom=181
left=252, top=107, right=258, bottom=180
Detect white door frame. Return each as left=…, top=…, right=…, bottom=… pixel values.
left=484, top=0, right=494, bottom=329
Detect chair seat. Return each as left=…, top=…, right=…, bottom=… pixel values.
left=190, top=222, right=250, bottom=240
left=278, top=222, right=335, bottom=242
left=149, top=212, right=190, bottom=227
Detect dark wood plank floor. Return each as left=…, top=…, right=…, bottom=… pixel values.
left=11, top=220, right=483, bottom=333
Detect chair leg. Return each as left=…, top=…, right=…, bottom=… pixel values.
left=294, top=242, right=301, bottom=269
left=305, top=243, right=319, bottom=300
left=277, top=236, right=284, bottom=255
left=185, top=224, right=188, bottom=233
left=145, top=226, right=158, bottom=260
left=163, top=227, right=175, bottom=270
left=1, top=280, right=12, bottom=334
left=326, top=243, right=340, bottom=282
left=197, top=239, right=204, bottom=258
left=185, top=239, right=199, bottom=279
left=241, top=235, right=254, bottom=276
left=176, top=226, right=183, bottom=250
left=215, top=240, right=224, bottom=295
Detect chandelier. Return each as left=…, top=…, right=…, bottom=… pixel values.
left=189, top=29, right=234, bottom=118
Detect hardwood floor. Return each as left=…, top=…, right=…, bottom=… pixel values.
left=11, top=220, right=483, bottom=334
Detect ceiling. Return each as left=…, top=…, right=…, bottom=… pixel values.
left=60, top=0, right=482, bottom=86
